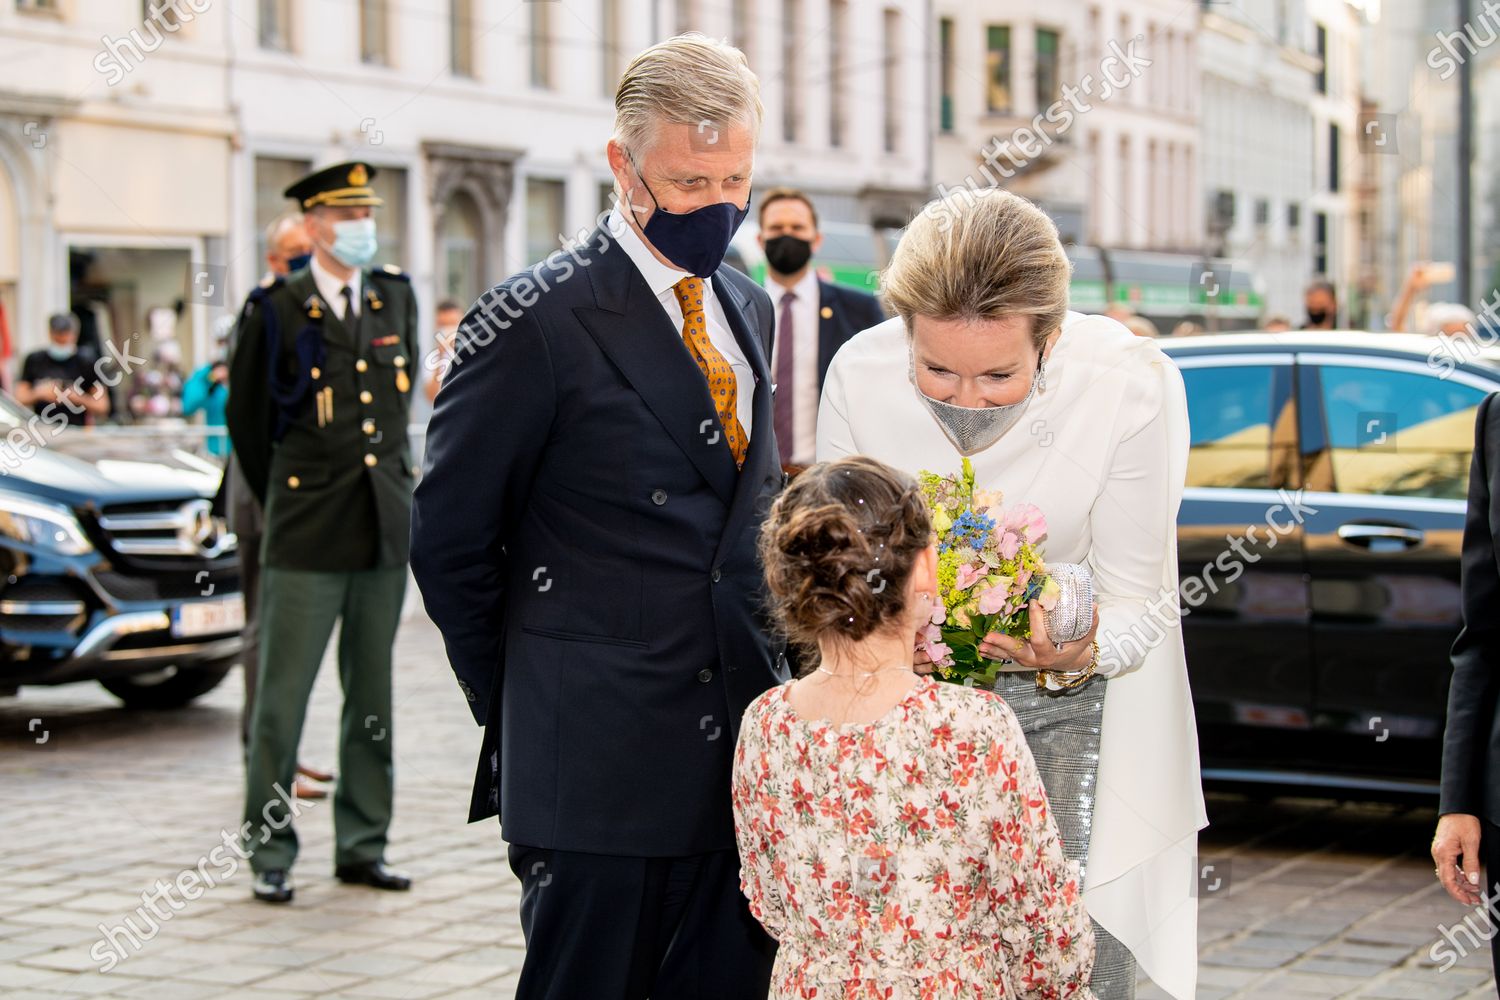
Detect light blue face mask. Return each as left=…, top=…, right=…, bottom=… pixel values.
left=329, top=217, right=378, bottom=268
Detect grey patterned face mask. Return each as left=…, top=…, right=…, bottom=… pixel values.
left=908, top=349, right=1046, bottom=455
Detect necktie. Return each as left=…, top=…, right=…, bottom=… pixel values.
left=340, top=285, right=359, bottom=335
left=774, top=290, right=796, bottom=465
left=673, top=277, right=747, bottom=468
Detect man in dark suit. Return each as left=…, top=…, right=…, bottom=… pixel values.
left=756, top=186, right=886, bottom=472
left=411, top=34, right=784, bottom=1000
left=1434, top=390, right=1500, bottom=975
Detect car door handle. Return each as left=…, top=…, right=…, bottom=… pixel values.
left=1336, top=523, right=1425, bottom=549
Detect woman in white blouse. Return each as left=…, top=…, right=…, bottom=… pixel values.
left=816, top=188, right=1206, bottom=1000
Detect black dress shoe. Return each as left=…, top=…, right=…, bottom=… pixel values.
left=334, top=860, right=411, bottom=891
left=252, top=869, right=294, bottom=903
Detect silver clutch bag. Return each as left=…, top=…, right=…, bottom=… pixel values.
left=1043, top=562, right=1095, bottom=643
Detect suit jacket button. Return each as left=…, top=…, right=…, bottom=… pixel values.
left=711, top=568, right=721, bottom=583
left=360, top=390, right=373, bottom=404
left=697, top=669, right=713, bottom=683
left=651, top=489, right=667, bottom=505
left=364, top=453, right=378, bottom=467
left=356, top=359, right=369, bottom=373
left=287, top=476, right=300, bottom=489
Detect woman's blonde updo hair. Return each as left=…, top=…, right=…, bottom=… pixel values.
left=880, top=188, right=1074, bottom=350
left=759, top=457, right=932, bottom=667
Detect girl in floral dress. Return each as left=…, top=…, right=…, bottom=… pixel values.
left=733, top=456, right=1095, bottom=999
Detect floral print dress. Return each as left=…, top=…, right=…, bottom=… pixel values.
left=731, top=675, right=1096, bottom=999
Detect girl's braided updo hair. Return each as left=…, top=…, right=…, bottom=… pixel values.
left=759, top=456, right=932, bottom=668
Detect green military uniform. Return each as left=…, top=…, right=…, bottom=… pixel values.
left=225, top=162, right=418, bottom=877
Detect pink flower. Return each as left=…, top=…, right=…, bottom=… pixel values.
left=996, top=531, right=1021, bottom=561
left=1002, top=503, right=1048, bottom=542
left=976, top=584, right=1010, bottom=615
left=954, top=563, right=985, bottom=591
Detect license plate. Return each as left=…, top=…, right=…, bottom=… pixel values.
left=172, top=596, right=245, bottom=638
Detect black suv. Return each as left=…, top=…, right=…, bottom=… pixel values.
left=1162, top=331, right=1500, bottom=797
left=0, top=395, right=241, bottom=708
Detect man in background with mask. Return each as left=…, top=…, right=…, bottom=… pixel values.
left=226, top=160, right=419, bottom=904
left=756, top=187, right=884, bottom=473
left=412, top=35, right=783, bottom=1000
left=16, top=313, right=109, bottom=426
left=1301, top=279, right=1339, bottom=330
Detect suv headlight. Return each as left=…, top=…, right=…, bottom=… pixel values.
left=0, top=493, right=93, bottom=555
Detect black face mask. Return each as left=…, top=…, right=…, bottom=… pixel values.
left=1306, top=308, right=1330, bottom=326
left=763, top=235, right=813, bottom=275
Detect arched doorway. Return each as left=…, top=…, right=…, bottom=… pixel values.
left=440, top=190, right=482, bottom=308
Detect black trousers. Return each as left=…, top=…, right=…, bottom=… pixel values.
left=507, top=842, right=776, bottom=1000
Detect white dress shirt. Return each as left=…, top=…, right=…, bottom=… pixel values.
left=817, top=311, right=1207, bottom=1000
left=605, top=208, right=754, bottom=437
left=310, top=254, right=361, bottom=321
left=764, top=268, right=820, bottom=464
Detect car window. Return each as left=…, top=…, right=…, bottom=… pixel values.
left=1316, top=364, right=1487, bottom=499
left=1182, top=364, right=1284, bottom=489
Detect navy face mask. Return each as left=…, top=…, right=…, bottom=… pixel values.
left=627, top=158, right=749, bottom=279
left=285, top=253, right=312, bottom=274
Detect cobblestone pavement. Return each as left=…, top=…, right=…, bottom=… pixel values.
left=1, top=604, right=1496, bottom=999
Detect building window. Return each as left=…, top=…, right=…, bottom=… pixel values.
left=731, top=0, right=752, bottom=60
left=1314, top=23, right=1327, bottom=94
left=258, top=0, right=291, bottom=50
left=830, top=0, right=848, bottom=147
left=526, top=178, right=567, bottom=266
left=1288, top=202, right=1301, bottom=230
left=883, top=7, right=900, bottom=153
left=144, top=0, right=184, bottom=28
left=360, top=0, right=389, bottom=66
left=939, top=17, right=955, bottom=133
left=782, top=0, right=800, bottom=143
left=601, top=0, right=621, bottom=96
left=530, top=0, right=552, bottom=89
left=450, top=0, right=473, bottom=77
left=986, top=26, right=1012, bottom=115
left=1328, top=122, right=1340, bottom=192
left=1035, top=28, right=1060, bottom=110
left=370, top=166, right=408, bottom=269
left=15, top=0, right=60, bottom=12
left=254, top=156, right=312, bottom=265
left=1313, top=211, right=1328, bottom=275
left=675, top=0, right=695, bottom=33
left=1254, top=198, right=1270, bottom=226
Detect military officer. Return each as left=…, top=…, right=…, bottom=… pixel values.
left=226, top=161, right=418, bottom=904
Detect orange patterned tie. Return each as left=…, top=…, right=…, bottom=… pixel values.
left=674, top=277, right=748, bottom=467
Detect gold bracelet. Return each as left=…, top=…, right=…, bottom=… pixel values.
left=1035, top=640, right=1100, bottom=691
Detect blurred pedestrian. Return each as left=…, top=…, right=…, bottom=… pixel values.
left=423, top=299, right=463, bottom=403
left=265, top=211, right=312, bottom=277
left=183, top=317, right=232, bottom=457
left=227, top=160, right=419, bottom=904
left=15, top=313, right=108, bottom=426
left=1301, top=279, right=1338, bottom=330
left=1433, top=391, right=1500, bottom=983
left=1263, top=315, right=1292, bottom=333
left=756, top=187, right=884, bottom=472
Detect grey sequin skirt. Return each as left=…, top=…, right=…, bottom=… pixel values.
left=989, top=672, right=1136, bottom=1000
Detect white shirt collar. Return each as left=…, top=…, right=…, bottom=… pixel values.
left=606, top=207, right=695, bottom=299
left=766, top=266, right=819, bottom=306
left=310, top=254, right=362, bottom=313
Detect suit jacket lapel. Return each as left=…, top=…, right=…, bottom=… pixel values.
left=712, top=269, right=778, bottom=565
left=816, top=280, right=842, bottom=388
left=573, top=231, right=739, bottom=504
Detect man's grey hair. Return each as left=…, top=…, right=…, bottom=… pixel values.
left=264, top=212, right=304, bottom=247
left=612, top=33, right=763, bottom=157
left=48, top=313, right=78, bottom=335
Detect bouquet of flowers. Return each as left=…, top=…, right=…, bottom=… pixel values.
left=915, top=457, right=1062, bottom=686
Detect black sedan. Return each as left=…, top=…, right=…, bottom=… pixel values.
left=1161, top=331, right=1499, bottom=798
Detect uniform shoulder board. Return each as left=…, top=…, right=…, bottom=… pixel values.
left=377, top=263, right=411, bottom=282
